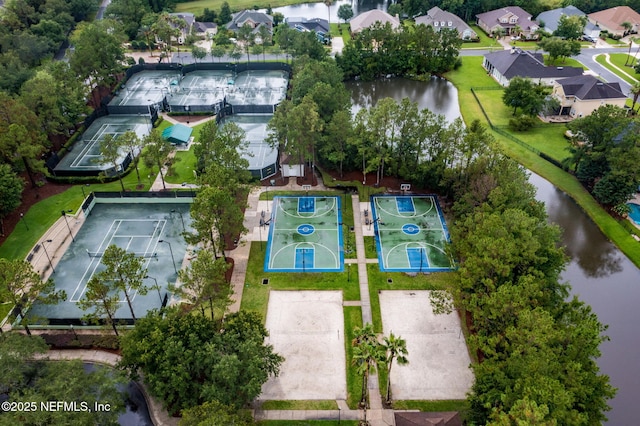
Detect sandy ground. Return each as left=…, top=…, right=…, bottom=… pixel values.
left=379, top=290, right=474, bottom=400
left=260, top=291, right=347, bottom=400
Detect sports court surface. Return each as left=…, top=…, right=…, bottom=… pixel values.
left=260, top=291, right=347, bottom=400
left=169, top=70, right=231, bottom=109
left=226, top=70, right=288, bottom=106
left=221, top=115, right=277, bottom=178
left=379, top=291, right=474, bottom=400
left=53, top=115, right=152, bottom=174
left=264, top=196, right=343, bottom=272
left=371, top=195, right=454, bottom=272
left=109, top=70, right=181, bottom=107
left=26, top=202, right=191, bottom=323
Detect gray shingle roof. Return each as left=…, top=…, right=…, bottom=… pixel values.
left=536, top=6, right=585, bottom=33
left=557, top=75, right=626, bottom=100
left=227, top=10, right=273, bottom=31
left=285, top=17, right=329, bottom=33
left=415, top=7, right=476, bottom=38
left=485, top=48, right=583, bottom=79
left=477, top=6, right=537, bottom=31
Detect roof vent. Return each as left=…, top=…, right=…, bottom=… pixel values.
left=557, top=67, right=563, bottom=70
left=596, top=82, right=604, bottom=85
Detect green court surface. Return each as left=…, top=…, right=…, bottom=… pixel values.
left=25, top=200, right=191, bottom=325
left=371, top=195, right=454, bottom=272
left=264, top=196, right=343, bottom=272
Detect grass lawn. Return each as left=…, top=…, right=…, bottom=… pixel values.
left=513, top=124, right=570, bottom=163
left=240, top=242, right=360, bottom=322
left=595, top=54, right=638, bottom=85
left=330, top=23, right=351, bottom=44
left=164, top=149, right=198, bottom=184
left=544, top=56, right=588, bottom=70
left=260, top=400, right=337, bottom=410
left=393, top=399, right=469, bottom=414
left=344, top=305, right=363, bottom=409
left=446, top=56, right=640, bottom=269
left=461, top=25, right=500, bottom=49
left=175, top=0, right=310, bottom=14
left=604, top=37, right=626, bottom=47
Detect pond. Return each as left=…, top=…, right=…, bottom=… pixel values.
left=267, top=0, right=388, bottom=23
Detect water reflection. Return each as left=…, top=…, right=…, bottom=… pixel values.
left=345, top=77, right=461, bottom=122
left=529, top=171, right=640, bottom=425
left=268, top=0, right=388, bottom=22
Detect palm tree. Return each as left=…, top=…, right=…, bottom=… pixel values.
left=630, top=81, right=640, bottom=113
left=352, top=323, right=383, bottom=414
left=324, top=0, right=333, bottom=29
left=382, top=332, right=409, bottom=405
left=622, top=22, right=633, bottom=65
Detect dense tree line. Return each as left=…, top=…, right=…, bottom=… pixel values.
left=565, top=105, right=640, bottom=211
left=337, top=23, right=462, bottom=80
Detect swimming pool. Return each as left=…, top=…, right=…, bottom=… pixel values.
left=628, top=203, right=640, bottom=225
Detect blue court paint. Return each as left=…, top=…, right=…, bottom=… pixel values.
left=402, top=223, right=420, bottom=235
left=407, top=247, right=429, bottom=269
left=396, top=197, right=415, bottom=213
left=297, top=224, right=315, bottom=235
left=295, top=248, right=315, bottom=270
left=298, top=197, right=315, bottom=213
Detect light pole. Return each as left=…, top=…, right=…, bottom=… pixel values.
left=80, top=184, right=90, bottom=199
left=20, top=213, right=29, bottom=230
left=347, top=263, right=351, bottom=282
left=61, top=210, right=75, bottom=242
left=159, top=239, right=177, bottom=274
left=145, top=275, right=163, bottom=303
left=171, top=209, right=186, bottom=232
left=70, top=324, right=78, bottom=340
left=42, top=239, right=55, bottom=274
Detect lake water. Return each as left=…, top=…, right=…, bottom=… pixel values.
left=346, top=77, right=639, bottom=424
left=266, top=0, right=388, bottom=23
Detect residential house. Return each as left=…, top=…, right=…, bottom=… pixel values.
left=169, top=13, right=195, bottom=44
left=536, top=6, right=600, bottom=39
left=285, top=17, right=329, bottom=34
left=194, top=22, right=218, bottom=39
left=476, top=6, right=539, bottom=39
left=415, top=7, right=477, bottom=40
left=588, top=6, right=640, bottom=37
left=552, top=75, right=627, bottom=118
left=483, top=48, right=583, bottom=86
left=350, top=10, right=400, bottom=34
left=226, top=10, right=274, bottom=35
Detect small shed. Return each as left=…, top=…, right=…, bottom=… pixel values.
left=162, top=124, right=193, bottom=145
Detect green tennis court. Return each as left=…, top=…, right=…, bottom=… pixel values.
left=264, top=196, right=343, bottom=272
left=371, top=195, right=454, bottom=272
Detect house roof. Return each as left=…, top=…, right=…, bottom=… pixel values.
left=169, top=13, right=195, bottom=29
left=285, top=17, right=330, bottom=33
left=350, top=9, right=400, bottom=33
left=394, top=411, right=462, bottom=426
left=415, top=7, right=476, bottom=37
left=485, top=48, right=583, bottom=80
left=227, top=10, right=273, bottom=31
left=194, top=22, right=217, bottom=33
left=556, top=75, right=626, bottom=100
left=588, top=6, right=640, bottom=31
left=476, top=6, right=537, bottom=31
left=161, top=124, right=192, bottom=145
left=536, top=6, right=584, bottom=33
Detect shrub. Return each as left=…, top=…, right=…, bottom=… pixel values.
left=509, top=114, right=537, bottom=131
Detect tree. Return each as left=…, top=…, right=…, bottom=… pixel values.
left=194, top=119, right=250, bottom=176
left=217, top=1, right=232, bottom=25
left=211, top=44, right=226, bottom=61
left=0, top=259, right=66, bottom=335
left=97, top=244, right=148, bottom=320
left=105, top=0, right=149, bottom=40
left=538, top=36, right=581, bottom=64
left=69, top=19, right=125, bottom=101
left=352, top=323, right=384, bottom=410
left=622, top=21, right=633, bottom=65
left=0, top=333, right=125, bottom=424
left=99, top=134, right=126, bottom=192
left=0, top=164, right=24, bottom=235
left=630, top=81, right=640, bottom=112
left=324, top=0, right=333, bottom=28
left=502, top=77, right=549, bottom=116
left=142, top=128, right=173, bottom=190
left=173, top=249, right=231, bottom=320
left=337, top=4, right=354, bottom=25
left=382, top=332, right=408, bottom=405
left=237, top=23, right=255, bottom=63
left=117, top=130, right=143, bottom=186
left=554, top=14, right=586, bottom=40
left=180, top=400, right=255, bottom=426
left=191, top=45, right=207, bottom=63
left=78, top=275, right=122, bottom=335
left=118, top=308, right=283, bottom=414
left=258, top=24, right=271, bottom=61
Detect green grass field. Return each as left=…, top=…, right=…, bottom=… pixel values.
left=240, top=242, right=360, bottom=321
left=446, top=56, right=640, bottom=269
left=260, top=400, right=338, bottom=410
left=175, top=0, right=311, bottom=14
left=344, top=305, right=363, bottom=409
left=461, top=25, right=501, bottom=49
